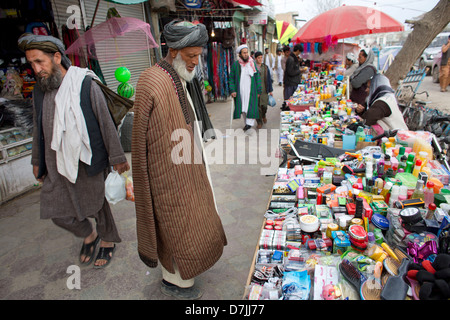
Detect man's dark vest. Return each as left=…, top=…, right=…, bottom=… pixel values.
left=33, top=76, right=109, bottom=180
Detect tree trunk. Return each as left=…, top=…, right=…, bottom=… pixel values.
left=385, top=0, right=450, bottom=90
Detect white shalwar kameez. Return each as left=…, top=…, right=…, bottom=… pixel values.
left=239, top=61, right=256, bottom=127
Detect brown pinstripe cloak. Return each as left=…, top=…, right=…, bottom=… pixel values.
left=131, top=60, right=227, bottom=280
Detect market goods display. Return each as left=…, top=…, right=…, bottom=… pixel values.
left=245, top=67, right=450, bottom=301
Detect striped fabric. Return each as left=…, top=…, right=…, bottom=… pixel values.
left=228, top=60, right=262, bottom=120
left=131, top=61, right=227, bottom=280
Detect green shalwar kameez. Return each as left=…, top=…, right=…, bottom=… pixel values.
left=228, top=60, right=262, bottom=120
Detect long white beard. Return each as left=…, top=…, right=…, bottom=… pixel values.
left=173, top=53, right=196, bottom=82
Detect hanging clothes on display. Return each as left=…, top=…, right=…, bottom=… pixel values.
left=206, top=42, right=234, bottom=101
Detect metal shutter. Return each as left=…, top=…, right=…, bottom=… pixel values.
left=50, top=0, right=152, bottom=97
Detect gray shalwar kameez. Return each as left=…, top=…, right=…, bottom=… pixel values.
left=31, top=80, right=126, bottom=242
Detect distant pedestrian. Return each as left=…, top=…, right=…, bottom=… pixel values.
left=229, top=44, right=262, bottom=132
left=284, top=44, right=303, bottom=101
left=132, top=20, right=227, bottom=300
left=264, top=47, right=275, bottom=80
left=275, top=49, right=283, bottom=86
left=254, top=51, right=273, bottom=129
left=350, top=48, right=377, bottom=104
left=439, top=35, right=450, bottom=92
left=18, top=33, right=130, bottom=269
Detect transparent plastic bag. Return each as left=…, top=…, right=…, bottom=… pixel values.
left=105, top=169, right=126, bottom=205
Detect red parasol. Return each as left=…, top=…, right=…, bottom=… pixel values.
left=292, top=5, right=404, bottom=43
left=225, top=0, right=262, bottom=6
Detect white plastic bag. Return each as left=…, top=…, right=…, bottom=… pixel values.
left=105, top=169, right=126, bottom=205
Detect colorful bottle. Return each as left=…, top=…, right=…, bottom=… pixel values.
left=424, top=181, right=435, bottom=208
left=397, top=146, right=406, bottom=161
left=426, top=203, right=437, bottom=220
left=380, top=181, right=393, bottom=203
left=398, top=155, right=407, bottom=171
left=356, top=126, right=366, bottom=143
left=411, top=180, right=425, bottom=201
left=381, top=137, right=388, bottom=153
left=412, top=159, right=422, bottom=177
left=405, top=154, right=415, bottom=174
left=377, top=157, right=385, bottom=178
left=389, top=185, right=400, bottom=207
left=384, top=154, right=391, bottom=172
left=398, top=185, right=409, bottom=202
left=388, top=137, right=396, bottom=145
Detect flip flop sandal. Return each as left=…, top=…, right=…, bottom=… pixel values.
left=93, top=244, right=116, bottom=269
left=79, top=236, right=100, bottom=265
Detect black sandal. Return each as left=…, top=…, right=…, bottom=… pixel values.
left=79, top=236, right=100, bottom=265
left=94, top=244, right=116, bottom=269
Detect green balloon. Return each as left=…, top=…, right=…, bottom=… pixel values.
left=117, top=82, right=134, bottom=98
left=115, top=67, right=131, bottom=83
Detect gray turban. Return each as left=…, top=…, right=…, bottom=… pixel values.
left=163, top=20, right=208, bottom=49
left=18, top=33, right=72, bottom=69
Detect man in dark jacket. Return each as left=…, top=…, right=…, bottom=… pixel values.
left=283, top=44, right=303, bottom=101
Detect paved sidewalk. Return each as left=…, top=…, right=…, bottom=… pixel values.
left=0, top=84, right=284, bottom=300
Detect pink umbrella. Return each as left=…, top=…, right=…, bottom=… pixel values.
left=65, top=16, right=158, bottom=62
left=292, top=5, right=404, bottom=43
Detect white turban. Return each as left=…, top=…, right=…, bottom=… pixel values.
left=346, top=52, right=357, bottom=63
left=236, top=44, right=248, bottom=55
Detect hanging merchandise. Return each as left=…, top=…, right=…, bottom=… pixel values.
left=206, top=42, right=234, bottom=101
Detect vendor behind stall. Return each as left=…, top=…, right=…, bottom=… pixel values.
left=349, top=48, right=377, bottom=105
left=344, top=52, right=358, bottom=77
left=355, top=73, right=408, bottom=135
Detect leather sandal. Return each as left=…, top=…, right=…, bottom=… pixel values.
left=93, top=244, right=116, bottom=269
left=79, top=236, right=100, bottom=265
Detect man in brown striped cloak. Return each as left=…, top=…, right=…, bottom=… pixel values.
left=132, top=20, right=227, bottom=300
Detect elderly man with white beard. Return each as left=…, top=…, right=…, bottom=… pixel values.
left=131, top=20, right=227, bottom=300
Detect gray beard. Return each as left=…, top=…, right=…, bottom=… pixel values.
left=173, top=53, right=196, bottom=82
left=37, top=64, right=64, bottom=92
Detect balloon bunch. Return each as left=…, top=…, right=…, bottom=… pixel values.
left=115, top=67, right=134, bottom=98
left=204, top=80, right=212, bottom=93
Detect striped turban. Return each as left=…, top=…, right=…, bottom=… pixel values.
left=163, top=20, right=208, bottom=49
left=18, top=33, right=72, bottom=69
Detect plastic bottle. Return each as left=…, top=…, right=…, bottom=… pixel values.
left=405, top=153, right=415, bottom=174
left=418, top=151, right=429, bottom=170
left=398, top=185, right=409, bottom=202
left=388, top=137, right=396, bottom=148
left=365, top=160, right=373, bottom=181
left=426, top=203, right=437, bottom=220
left=372, top=152, right=381, bottom=177
left=381, top=137, right=388, bottom=154
left=424, top=181, right=435, bottom=207
left=380, top=181, right=393, bottom=203
left=356, top=126, right=366, bottom=143
left=411, top=180, right=425, bottom=201
left=384, top=154, right=391, bottom=172
left=397, top=146, right=406, bottom=161
left=412, top=159, right=422, bottom=177
left=398, top=155, right=407, bottom=171
left=389, top=185, right=400, bottom=207
left=377, top=157, right=385, bottom=178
